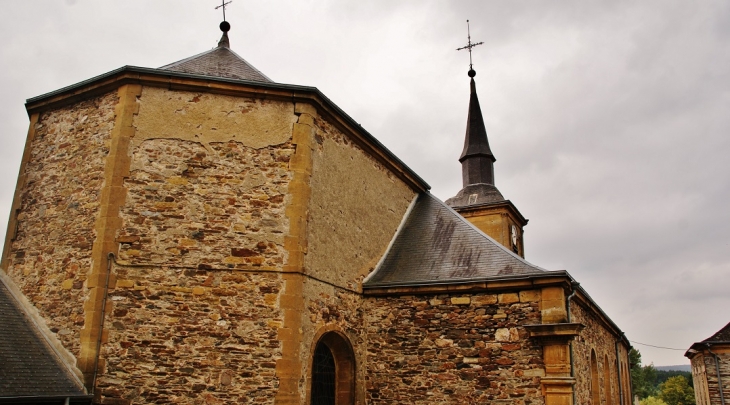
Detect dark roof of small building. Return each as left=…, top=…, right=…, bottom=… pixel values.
left=364, top=192, right=547, bottom=288
left=159, top=32, right=272, bottom=83
left=0, top=278, right=89, bottom=402
left=702, top=321, right=730, bottom=342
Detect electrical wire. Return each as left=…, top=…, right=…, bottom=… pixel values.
left=629, top=340, right=686, bottom=351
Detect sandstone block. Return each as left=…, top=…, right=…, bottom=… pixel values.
left=451, top=297, right=471, bottom=305
left=472, top=295, right=498, bottom=306
left=498, top=293, right=519, bottom=304
left=519, top=290, right=540, bottom=302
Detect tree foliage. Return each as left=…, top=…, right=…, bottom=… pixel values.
left=659, top=376, right=695, bottom=405
left=631, top=349, right=659, bottom=398
left=641, top=396, right=669, bottom=405
left=630, top=348, right=694, bottom=404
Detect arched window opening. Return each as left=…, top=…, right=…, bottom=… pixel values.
left=604, top=354, right=613, bottom=405
left=591, top=350, right=601, bottom=405
left=312, top=344, right=336, bottom=405
left=310, top=331, right=355, bottom=405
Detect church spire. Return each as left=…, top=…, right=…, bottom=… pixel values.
left=459, top=69, right=495, bottom=187
left=446, top=21, right=505, bottom=208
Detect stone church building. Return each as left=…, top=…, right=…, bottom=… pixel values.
left=0, top=22, right=631, bottom=405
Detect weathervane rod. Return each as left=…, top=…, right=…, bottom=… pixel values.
left=216, top=0, right=232, bottom=21
left=456, top=20, right=484, bottom=72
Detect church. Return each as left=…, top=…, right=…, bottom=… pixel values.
left=0, top=19, right=631, bottom=405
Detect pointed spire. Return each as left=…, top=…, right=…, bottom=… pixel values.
left=459, top=70, right=496, bottom=187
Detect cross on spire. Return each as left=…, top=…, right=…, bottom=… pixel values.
left=456, top=20, right=483, bottom=76
left=216, top=0, right=232, bottom=21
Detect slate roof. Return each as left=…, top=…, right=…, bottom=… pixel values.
left=0, top=278, right=90, bottom=402
left=364, top=192, right=547, bottom=288
left=159, top=33, right=272, bottom=83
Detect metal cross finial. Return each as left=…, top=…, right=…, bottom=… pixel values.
left=216, top=0, right=232, bottom=21
left=456, top=20, right=483, bottom=75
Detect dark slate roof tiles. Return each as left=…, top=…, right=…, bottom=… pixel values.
left=364, top=192, right=547, bottom=288
left=0, top=278, right=88, bottom=400
left=160, top=46, right=272, bottom=83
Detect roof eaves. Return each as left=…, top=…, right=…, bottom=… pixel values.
left=363, top=269, right=571, bottom=290
left=24, top=66, right=430, bottom=192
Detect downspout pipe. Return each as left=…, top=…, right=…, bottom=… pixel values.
left=616, top=339, right=625, bottom=405
left=707, top=343, right=726, bottom=405
left=566, top=281, right=580, bottom=405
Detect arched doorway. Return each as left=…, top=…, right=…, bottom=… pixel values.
left=310, top=331, right=355, bottom=405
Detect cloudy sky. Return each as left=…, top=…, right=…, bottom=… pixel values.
left=1, top=1, right=729, bottom=367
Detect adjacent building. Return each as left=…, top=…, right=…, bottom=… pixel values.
left=686, top=322, right=730, bottom=405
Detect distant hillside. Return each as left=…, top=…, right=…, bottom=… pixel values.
left=656, top=364, right=691, bottom=372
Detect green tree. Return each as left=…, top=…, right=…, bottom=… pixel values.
left=641, top=396, right=668, bottom=405
left=659, top=376, right=695, bottom=405
left=631, top=348, right=659, bottom=399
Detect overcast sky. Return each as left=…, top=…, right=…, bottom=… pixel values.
left=2, top=1, right=729, bottom=367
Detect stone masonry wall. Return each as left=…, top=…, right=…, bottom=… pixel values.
left=4, top=91, right=118, bottom=358
left=305, top=114, right=415, bottom=289
left=364, top=291, right=545, bottom=405
left=301, top=279, right=366, bottom=403
left=95, top=87, right=297, bottom=404
left=572, top=302, right=627, bottom=405
left=99, top=269, right=283, bottom=404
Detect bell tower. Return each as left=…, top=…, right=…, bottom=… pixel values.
left=446, top=25, right=528, bottom=256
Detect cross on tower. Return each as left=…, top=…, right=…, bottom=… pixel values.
left=456, top=20, right=483, bottom=76
left=216, top=0, right=232, bottom=21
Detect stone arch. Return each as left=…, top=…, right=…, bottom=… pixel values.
left=604, top=354, right=613, bottom=405
left=591, top=349, right=601, bottom=405
left=309, top=329, right=355, bottom=405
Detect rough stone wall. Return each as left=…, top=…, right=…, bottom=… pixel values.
left=95, top=87, right=297, bottom=404
left=301, top=280, right=366, bottom=403
left=3, top=92, right=118, bottom=358
left=572, top=302, right=627, bottom=405
left=305, top=115, right=415, bottom=289
left=364, top=291, right=545, bottom=405
left=99, top=269, right=283, bottom=404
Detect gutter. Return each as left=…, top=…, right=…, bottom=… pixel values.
left=616, top=337, right=625, bottom=405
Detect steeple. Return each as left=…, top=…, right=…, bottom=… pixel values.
left=447, top=21, right=504, bottom=207
left=460, top=70, right=496, bottom=188
left=446, top=21, right=528, bottom=257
